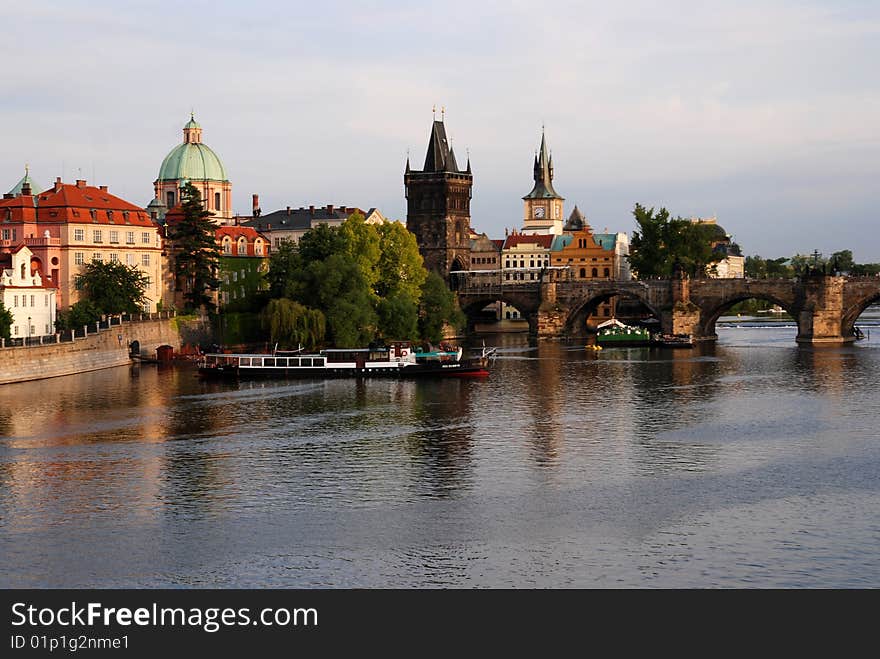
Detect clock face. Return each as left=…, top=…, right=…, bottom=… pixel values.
left=533, top=206, right=545, bottom=219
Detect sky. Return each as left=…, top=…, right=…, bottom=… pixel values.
left=2, top=0, right=879, bottom=261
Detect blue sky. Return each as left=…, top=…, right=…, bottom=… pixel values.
left=2, top=1, right=879, bottom=260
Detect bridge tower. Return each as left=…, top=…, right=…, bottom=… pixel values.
left=405, top=117, right=473, bottom=279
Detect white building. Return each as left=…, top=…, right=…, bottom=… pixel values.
left=1, top=245, right=57, bottom=339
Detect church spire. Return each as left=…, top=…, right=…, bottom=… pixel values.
left=523, top=127, right=560, bottom=200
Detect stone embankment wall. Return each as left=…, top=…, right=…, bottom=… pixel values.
left=0, top=318, right=181, bottom=385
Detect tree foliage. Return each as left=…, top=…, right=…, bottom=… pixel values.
left=55, top=300, right=103, bottom=331
left=261, top=298, right=325, bottom=349
left=628, top=204, right=723, bottom=278
left=166, top=183, right=221, bottom=312
left=418, top=271, right=465, bottom=343
left=0, top=302, right=12, bottom=340
left=74, top=259, right=149, bottom=315
left=264, top=214, right=457, bottom=347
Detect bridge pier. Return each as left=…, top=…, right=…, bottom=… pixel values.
left=796, top=276, right=853, bottom=345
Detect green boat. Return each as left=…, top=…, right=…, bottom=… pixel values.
left=595, top=319, right=653, bottom=346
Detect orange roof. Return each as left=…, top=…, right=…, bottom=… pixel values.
left=2, top=180, right=157, bottom=227
left=215, top=226, right=266, bottom=241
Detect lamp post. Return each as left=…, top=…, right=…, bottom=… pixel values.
left=27, top=316, right=31, bottom=345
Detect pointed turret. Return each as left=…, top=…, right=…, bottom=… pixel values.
left=446, top=147, right=459, bottom=173
left=565, top=205, right=586, bottom=231
left=422, top=120, right=459, bottom=172
left=523, top=128, right=560, bottom=200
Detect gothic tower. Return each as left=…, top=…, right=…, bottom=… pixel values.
left=521, top=129, right=564, bottom=235
left=405, top=118, right=473, bottom=279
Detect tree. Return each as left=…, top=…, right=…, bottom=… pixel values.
left=55, top=299, right=103, bottom=331
left=0, top=301, right=12, bottom=340
left=419, top=271, right=464, bottom=343
left=265, top=239, right=300, bottom=299
left=261, top=298, right=325, bottom=349
left=628, top=204, right=722, bottom=278
left=74, top=259, right=149, bottom=315
left=377, top=291, right=420, bottom=340
left=376, top=221, right=426, bottom=301
left=829, top=250, right=855, bottom=274
left=166, top=183, right=221, bottom=312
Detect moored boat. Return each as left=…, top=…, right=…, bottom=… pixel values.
left=198, top=341, right=491, bottom=379
left=595, top=318, right=653, bottom=347
left=652, top=333, right=694, bottom=348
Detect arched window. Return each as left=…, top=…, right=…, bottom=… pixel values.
left=223, top=238, right=232, bottom=254
left=592, top=267, right=598, bottom=277
left=238, top=238, right=247, bottom=255
left=604, top=267, right=610, bottom=278
left=579, top=268, right=586, bottom=278
left=21, top=263, right=26, bottom=280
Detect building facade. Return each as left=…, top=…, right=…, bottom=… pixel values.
left=1, top=245, right=57, bottom=338
left=152, top=114, right=232, bottom=225
left=405, top=119, right=473, bottom=278
left=216, top=226, right=270, bottom=310
left=0, top=178, right=162, bottom=312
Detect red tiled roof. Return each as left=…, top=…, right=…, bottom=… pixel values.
left=7, top=181, right=157, bottom=227
left=503, top=234, right=553, bottom=249
left=215, top=226, right=266, bottom=241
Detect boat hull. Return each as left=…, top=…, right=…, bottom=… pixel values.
left=198, top=360, right=490, bottom=380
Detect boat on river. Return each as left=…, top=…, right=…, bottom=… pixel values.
left=197, top=341, right=492, bottom=379
left=595, top=318, right=653, bottom=347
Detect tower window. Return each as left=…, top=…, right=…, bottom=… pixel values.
left=215, top=192, right=221, bottom=211
left=166, top=191, right=175, bottom=208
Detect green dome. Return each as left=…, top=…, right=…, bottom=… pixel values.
left=157, top=142, right=228, bottom=182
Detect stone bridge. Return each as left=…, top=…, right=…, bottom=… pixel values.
left=452, top=270, right=880, bottom=344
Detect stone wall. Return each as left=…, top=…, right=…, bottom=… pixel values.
left=0, top=318, right=180, bottom=385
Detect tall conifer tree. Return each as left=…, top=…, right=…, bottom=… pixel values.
left=167, top=183, right=221, bottom=312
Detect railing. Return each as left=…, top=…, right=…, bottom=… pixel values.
left=0, top=310, right=177, bottom=350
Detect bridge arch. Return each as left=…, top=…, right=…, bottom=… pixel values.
left=698, top=293, right=801, bottom=339
left=459, top=293, right=541, bottom=334
left=564, top=289, right=662, bottom=336
left=841, top=288, right=880, bottom=339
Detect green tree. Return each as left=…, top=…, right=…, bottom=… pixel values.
left=265, top=239, right=301, bottom=299
left=628, top=205, right=722, bottom=278
left=419, top=271, right=464, bottom=343
left=830, top=250, right=855, bottom=274
left=0, top=301, right=12, bottom=340
left=166, top=183, right=221, bottom=312
left=340, top=212, right=381, bottom=294
left=55, top=299, right=103, bottom=331
left=261, top=298, right=325, bottom=349
left=74, top=259, right=149, bottom=315
left=376, top=221, right=426, bottom=300
left=377, top=291, right=420, bottom=340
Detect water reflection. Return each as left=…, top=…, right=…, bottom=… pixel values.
left=1, top=329, right=879, bottom=587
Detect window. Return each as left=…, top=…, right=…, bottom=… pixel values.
left=30, top=295, right=34, bottom=307
left=93, top=230, right=103, bottom=243
left=580, top=268, right=586, bottom=278
left=75, top=252, right=84, bottom=265
left=45, top=295, right=48, bottom=307
left=93, top=253, right=102, bottom=262
left=13, top=295, right=17, bottom=307
left=215, top=192, right=221, bottom=211
left=223, top=239, right=231, bottom=254
left=126, top=253, right=134, bottom=265
left=74, top=228, right=84, bottom=241
left=255, top=242, right=264, bottom=256
left=604, top=268, right=610, bottom=278
left=107, top=210, right=114, bottom=222
left=142, top=232, right=150, bottom=244
left=13, top=326, right=18, bottom=336
left=232, top=271, right=238, bottom=282
left=126, top=231, right=135, bottom=244
left=166, top=191, right=175, bottom=208
left=142, top=253, right=150, bottom=266
left=110, top=253, right=119, bottom=262
left=592, top=268, right=598, bottom=277
left=110, top=230, right=119, bottom=243
left=238, top=240, right=246, bottom=255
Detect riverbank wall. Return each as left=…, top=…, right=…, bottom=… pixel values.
left=0, top=317, right=185, bottom=385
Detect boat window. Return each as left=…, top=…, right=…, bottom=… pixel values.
left=289, top=358, right=300, bottom=367
left=314, top=358, right=324, bottom=367
left=276, top=358, right=287, bottom=367
left=301, top=358, right=312, bottom=367
left=264, top=358, right=276, bottom=367
left=240, top=358, right=251, bottom=366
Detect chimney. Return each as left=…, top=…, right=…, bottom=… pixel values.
left=327, top=204, right=334, bottom=215
left=340, top=206, right=347, bottom=214
left=21, top=182, right=31, bottom=196
left=54, top=177, right=62, bottom=192
left=252, top=194, right=260, bottom=211
left=309, top=205, right=315, bottom=215
left=286, top=206, right=291, bottom=216
left=76, top=179, right=86, bottom=188
left=99, top=185, right=108, bottom=192
left=3, top=193, right=13, bottom=199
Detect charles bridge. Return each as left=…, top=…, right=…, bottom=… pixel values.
left=452, top=269, right=880, bottom=344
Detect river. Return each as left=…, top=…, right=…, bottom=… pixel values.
left=1, top=311, right=879, bottom=588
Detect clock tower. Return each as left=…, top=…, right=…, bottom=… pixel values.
left=521, top=129, right=564, bottom=235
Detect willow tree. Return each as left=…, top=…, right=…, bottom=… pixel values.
left=261, top=298, right=326, bottom=349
